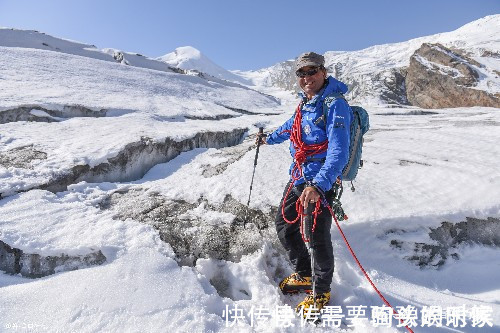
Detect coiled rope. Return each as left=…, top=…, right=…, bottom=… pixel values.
left=280, top=102, right=327, bottom=242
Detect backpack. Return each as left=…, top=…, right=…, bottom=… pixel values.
left=323, top=93, right=370, bottom=190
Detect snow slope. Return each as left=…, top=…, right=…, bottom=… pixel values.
left=0, top=27, right=180, bottom=74
left=1, top=17, right=499, bottom=333
left=0, top=28, right=250, bottom=85
left=1, top=105, right=499, bottom=333
left=0, top=43, right=280, bottom=196
left=237, top=14, right=500, bottom=105
left=158, top=46, right=251, bottom=85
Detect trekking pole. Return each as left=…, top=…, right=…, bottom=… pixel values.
left=246, top=127, right=264, bottom=206
left=303, top=203, right=316, bottom=308
left=298, top=165, right=318, bottom=309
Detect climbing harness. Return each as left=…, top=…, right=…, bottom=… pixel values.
left=282, top=101, right=415, bottom=333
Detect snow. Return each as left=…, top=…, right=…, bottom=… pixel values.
left=0, top=46, right=276, bottom=112
left=321, top=14, right=500, bottom=79
left=1, top=104, right=499, bottom=332
left=0, top=28, right=182, bottom=75
left=1, top=15, right=499, bottom=333
left=414, top=54, right=465, bottom=78
left=238, top=14, right=500, bottom=105
left=158, top=46, right=252, bottom=85
left=0, top=44, right=281, bottom=195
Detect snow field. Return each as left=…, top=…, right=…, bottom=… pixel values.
left=1, top=17, right=500, bottom=332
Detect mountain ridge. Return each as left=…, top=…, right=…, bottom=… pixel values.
left=239, top=14, right=500, bottom=107
left=1, top=14, right=498, bottom=108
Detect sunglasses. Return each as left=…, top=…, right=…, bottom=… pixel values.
left=296, top=67, right=321, bottom=78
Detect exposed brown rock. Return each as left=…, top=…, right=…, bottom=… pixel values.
left=406, top=43, right=500, bottom=108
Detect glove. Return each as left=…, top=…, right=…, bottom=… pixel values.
left=255, top=133, right=267, bottom=145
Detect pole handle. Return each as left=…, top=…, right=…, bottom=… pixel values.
left=253, top=127, right=264, bottom=166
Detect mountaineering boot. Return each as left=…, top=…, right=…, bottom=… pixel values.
left=295, top=291, right=331, bottom=315
left=279, top=273, right=312, bottom=294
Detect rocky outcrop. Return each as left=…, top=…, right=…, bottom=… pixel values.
left=336, top=67, right=410, bottom=106
left=390, top=217, right=500, bottom=268
left=265, top=58, right=411, bottom=105
left=0, top=240, right=106, bottom=278
left=0, top=145, right=47, bottom=169
left=95, top=135, right=280, bottom=266
left=378, top=68, right=409, bottom=105
left=99, top=188, right=278, bottom=266
left=259, top=40, right=499, bottom=108
left=265, top=60, right=298, bottom=92
left=405, top=43, right=500, bottom=108
left=112, top=51, right=129, bottom=65
left=0, top=104, right=106, bottom=124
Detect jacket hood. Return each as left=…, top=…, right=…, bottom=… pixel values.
left=322, top=76, right=348, bottom=96
left=298, top=76, right=348, bottom=102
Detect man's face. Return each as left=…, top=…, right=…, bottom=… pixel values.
left=297, top=66, right=326, bottom=98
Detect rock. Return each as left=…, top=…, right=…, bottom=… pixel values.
left=265, top=60, right=299, bottom=92
left=100, top=189, right=278, bottom=266
left=376, top=67, right=410, bottom=105
left=0, top=241, right=22, bottom=274
left=0, top=104, right=106, bottom=124
left=0, top=145, right=47, bottom=169
left=389, top=217, right=500, bottom=268
left=261, top=41, right=499, bottom=108
left=0, top=240, right=106, bottom=278
left=405, top=43, right=500, bottom=108
left=333, top=66, right=409, bottom=105
left=428, top=217, right=500, bottom=247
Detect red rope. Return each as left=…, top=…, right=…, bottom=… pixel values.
left=287, top=102, right=328, bottom=180
left=280, top=102, right=327, bottom=242
left=325, top=199, right=414, bottom=332
left=281, top=102, right=415, bottom=332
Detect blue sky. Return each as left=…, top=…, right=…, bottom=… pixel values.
left=0, top=0, right=498, bottom=70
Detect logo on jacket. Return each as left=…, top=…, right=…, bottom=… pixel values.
left=303, top=124, right=312, bottom=135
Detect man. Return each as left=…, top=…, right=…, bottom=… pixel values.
left=258, top=52, right=351, bottom=313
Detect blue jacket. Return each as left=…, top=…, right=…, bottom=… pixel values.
left=266, top=76, right=351, bottom=192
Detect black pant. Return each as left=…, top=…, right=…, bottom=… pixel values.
left=275, top=182, right=335, bottom=294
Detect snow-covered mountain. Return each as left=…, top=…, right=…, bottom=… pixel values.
left=1, top=16, right=499, bottom=333
left=0, top=27, right=181, bottom=73
left=158, top=46, right=251, bottom=85
left=238, top=14, right=500, bottom=107
left=0, top=28, right=252, bottom=88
